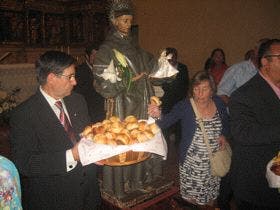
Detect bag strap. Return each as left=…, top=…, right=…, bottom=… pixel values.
left=190, top=98, right=213, bottom=157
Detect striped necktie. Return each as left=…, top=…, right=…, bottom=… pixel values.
left=55, top=101, right=77, bottom=144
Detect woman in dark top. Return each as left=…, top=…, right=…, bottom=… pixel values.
left=149, top=71, right=230, bottom=208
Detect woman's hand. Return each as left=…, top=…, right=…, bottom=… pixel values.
left=148, top=103, right=161, bottom=119
left=218, top=135, right=227, bottom=150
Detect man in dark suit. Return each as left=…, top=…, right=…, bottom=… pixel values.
left=229, top=39, right=280, bottom=209
left=10, top=51, right=101, bottom=210
left=74, top=44, right=105, bottom=123
left=161, top=47, right=189, bottom=144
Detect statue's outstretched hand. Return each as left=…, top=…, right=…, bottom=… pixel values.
left=132, top=72, right=146, bottom=81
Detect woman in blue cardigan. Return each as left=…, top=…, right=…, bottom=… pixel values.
left=149, top=71, right=230, bottom=208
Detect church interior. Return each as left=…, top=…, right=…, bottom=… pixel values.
left=0, top=0, right=279, bottom=209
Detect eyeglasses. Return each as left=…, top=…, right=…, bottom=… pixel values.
left=264, top=54, right=280, bottom=59
left=56, top=73, right=76, bottom=81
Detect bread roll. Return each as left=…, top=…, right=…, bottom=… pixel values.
left=115, top=133, right=130, bottom=145
left=128, top=137, right=138, bottom=144
left=93, top=125, right=105, bottom=134
left=104, top=131, right=116, bottom=140
left=150, top=96, right=162, bottom=106
left=138, top=121, right=148, bottom=131
left=109, top=122, right=123, bottom=133
left=91, top=122, right=103, bottom=128
left=126, top=122, right=139, bottom=130
left=102, top=120, right=112, bottom=130
left=120, top=128, right=130, bottom=136
left=137, top=132, right=149, bottom=142
left=102, top=119, right=111, bottom=124
left=130, top=129, right=140, bottom=139
left=149, top=123, right=160, bottom=134
left=82, top=126, right=93, bottom=137
left=124, top=115, right=138, bottom=123
left=109, top=116, right=120, bottom=123
left=93, top=133, right=107, bottom=144
left=107, top=139, right=117, bottom=145
left=144, top=130, right=154, bottom=139
left=85, top=133, right=94, bottom=141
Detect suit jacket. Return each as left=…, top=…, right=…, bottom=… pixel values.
left=10, top=90, right=100, bottom=210
left=161, top=62, right=189, bottom=113
left=229, top=73, right=280, bottom=207
left=157, top=96, right=229, bottom=163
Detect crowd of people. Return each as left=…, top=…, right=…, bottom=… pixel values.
left=1, top=1, right=279, bottom=210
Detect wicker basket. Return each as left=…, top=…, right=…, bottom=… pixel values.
left=100, top=151, right=150, bottom=166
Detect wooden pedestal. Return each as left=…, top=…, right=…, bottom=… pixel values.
left=101, top=177, right=177, bottom=209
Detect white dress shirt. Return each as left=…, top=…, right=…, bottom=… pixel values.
left=40, top=87, right=77, bottom=172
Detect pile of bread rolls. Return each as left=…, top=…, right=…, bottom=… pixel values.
left=81, top=115, right=160, bottom=146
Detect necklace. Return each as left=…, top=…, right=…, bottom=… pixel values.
left=195, top=99, right=216, bottom=119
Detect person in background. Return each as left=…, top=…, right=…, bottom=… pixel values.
left=229, top=39, right=280, bottom=210
left=149, top=71, right=230, bottom=209
left=204, top=48, right=228, bottom=86
left=10, top=51, right=101, bottom=210
left=216, top=39, right=269, bottom=210
left=161, top=47, right=189, bottom=144
left=217, top=39, right=269, bottom=104
left=244, top=49, right=255, bottom=61
left=0, top=155, right=22, bottom=210
left=74, top=44, right=105, bottom=123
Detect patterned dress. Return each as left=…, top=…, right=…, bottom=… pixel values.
left=0, top=155, right=22, bottom=210
left=179, top=111, right=222, bottom=205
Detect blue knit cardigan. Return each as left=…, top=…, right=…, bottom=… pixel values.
left=156, top=95, right=230, bottom=163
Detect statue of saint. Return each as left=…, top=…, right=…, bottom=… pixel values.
left=93, top=0, right=163, bottom=198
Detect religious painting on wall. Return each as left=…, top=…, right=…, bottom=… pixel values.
left=69, top=13, right=84, bottom=43
left=27, top=10, right=42, bottom=46
left=45, top=13, right=66, bottom=46
left=0, top=10, right=25, bottom=43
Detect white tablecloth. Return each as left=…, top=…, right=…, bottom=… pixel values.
left=78, top=131, right=167, bottom=166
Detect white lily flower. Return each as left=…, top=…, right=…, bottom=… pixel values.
left=98, top=60, right=122, bottom=83
left=113, top=49, right=128, bottom=67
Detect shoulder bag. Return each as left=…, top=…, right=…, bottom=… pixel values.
left=190, top=98, right=231, bottom=177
